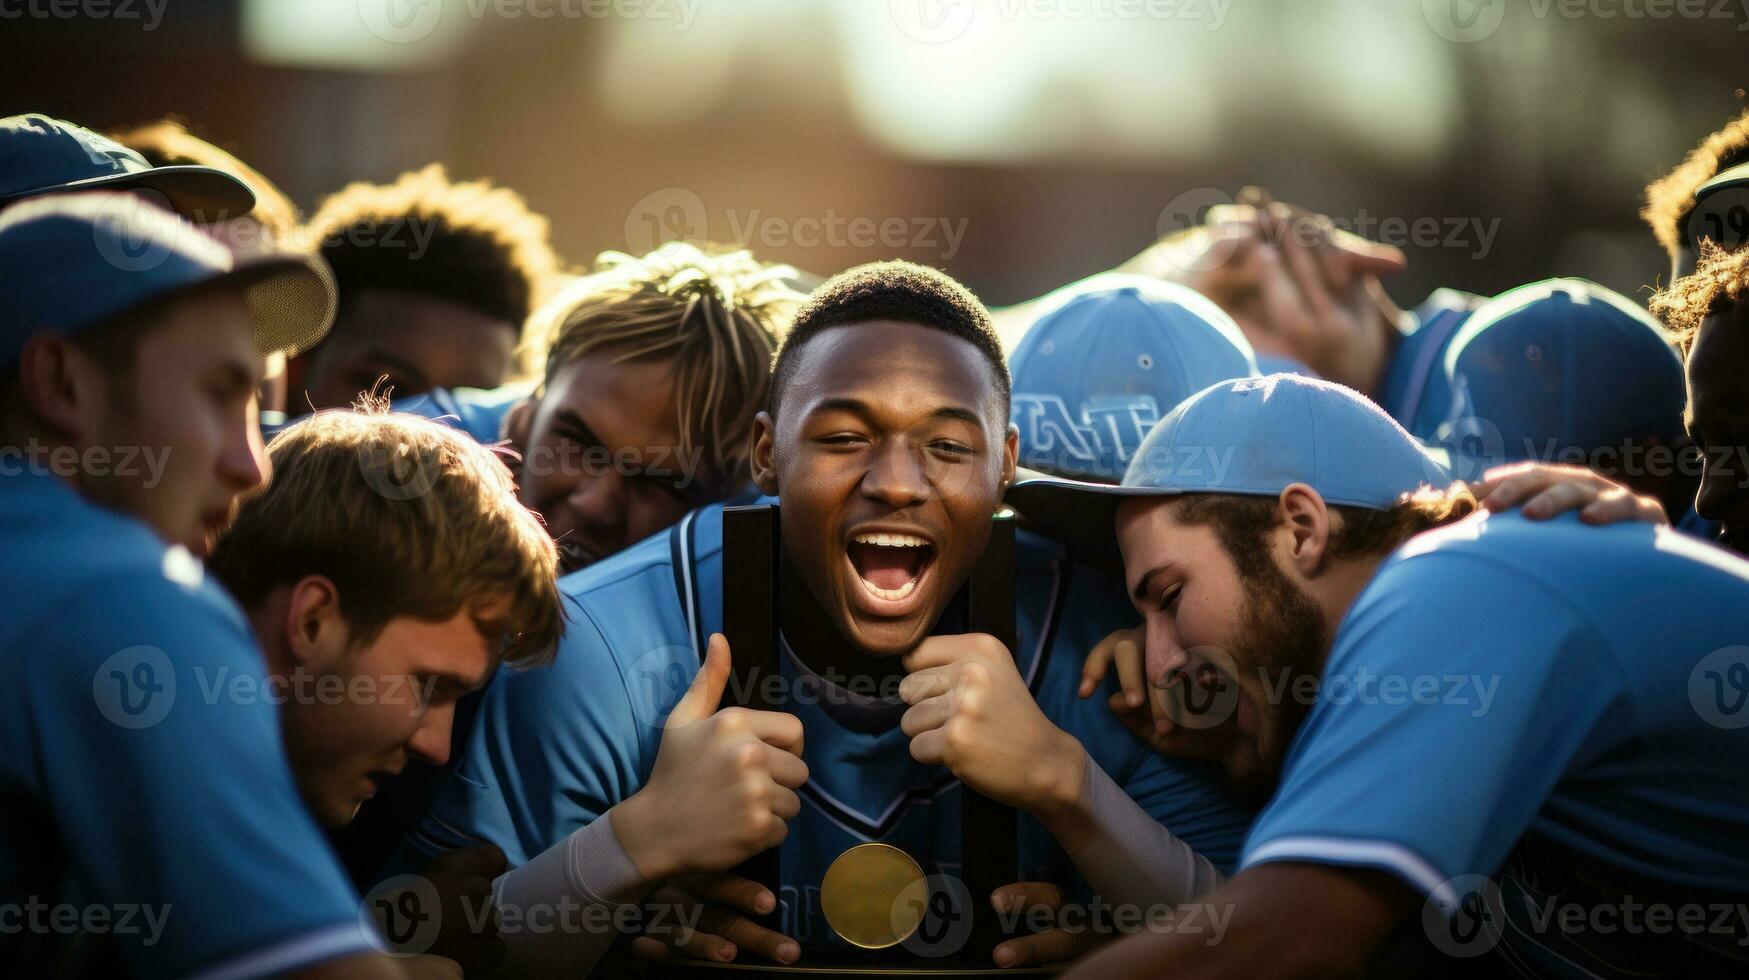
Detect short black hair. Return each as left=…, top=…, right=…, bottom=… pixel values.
left=769, top=260, right=1008, bottom=418
left=306, top=164, right=559, bottom=332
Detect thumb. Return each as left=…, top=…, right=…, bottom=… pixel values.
left=668, top=633, right=731, bottom=728
left=426, top=843, right=508, bottom=879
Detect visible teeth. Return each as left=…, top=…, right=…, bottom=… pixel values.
left=864, top=579, right=917, bottom=601
left=853, top=532, right=930, bottom=548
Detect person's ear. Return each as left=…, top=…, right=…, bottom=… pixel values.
left=16, top=334, right=107, bottom=440
left=285, top=575, right=350, bottom=671
left=1275, top=483, right=1333, bottom=577
left=1000, top=423, right=1019, bottom=497
left=750, top=411, right=778, bottom=495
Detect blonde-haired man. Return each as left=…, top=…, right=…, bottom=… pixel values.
left=398, top=241, right=802, bottom=572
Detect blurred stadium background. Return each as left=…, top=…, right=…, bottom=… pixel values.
left=7, top=0, right=1744, bottom=307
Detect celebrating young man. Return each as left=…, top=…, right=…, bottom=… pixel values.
left=405, top=261, right=1297, bottom=974
left=1006, top=374, right=1749, bottom=978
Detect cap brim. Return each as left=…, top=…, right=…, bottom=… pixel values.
left=0, top=165, right=255, bottom=224
left=226, top=249, right=337, bottom=358
left=1005, top=474, right=1180, bottom=579
left=1696, top=161, right=1749, bottom=200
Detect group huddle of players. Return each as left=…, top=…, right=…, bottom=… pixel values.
left=1, top=104, right=1747, bottom=979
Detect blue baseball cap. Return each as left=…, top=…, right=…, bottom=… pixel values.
left=1422, top=279, right=1688, bottom=481
left=1010, top=273, right=1258, bottom=482
left=0, top=113, right=254, bottom=221
left=1007, top=374, right=1452, bottom=576
left=0, top=192, right=335, bottom=371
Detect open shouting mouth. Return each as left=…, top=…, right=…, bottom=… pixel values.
left=845, top=528, right=938, bottom=618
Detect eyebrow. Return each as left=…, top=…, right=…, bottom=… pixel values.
left=214, top=359, right=260, bottom=393
left=1131, top=561, right=1177, bottom=603
left=356, top=348, right=430, bottom=390
left=552, top=408, right=603, bottom=447
left=809, top=397, right=987, bottom=429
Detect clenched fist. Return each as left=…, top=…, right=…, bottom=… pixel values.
left=613, top=634, right=808, bottom=883
left=899, top=634, right=1084, bottom=817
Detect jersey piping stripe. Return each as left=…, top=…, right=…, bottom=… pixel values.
left=181, top=923, right=383, bottom=980
left=1242, top=835, right=1457, bottom=911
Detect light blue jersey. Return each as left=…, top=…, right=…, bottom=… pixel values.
left=1242, top=511, right=1749, bottom=971
left=391, top=385, right=528, bottom=445
left=415, top=502, right=1253, bottom=948
left=0, top=471, right=375, bottom=977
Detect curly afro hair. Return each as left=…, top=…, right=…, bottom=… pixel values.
left=1642, top=103, right=1749, bottom=263
left=305, top=164, right=561, bottom=333
left=1649, top=240, right=1749, bottom=354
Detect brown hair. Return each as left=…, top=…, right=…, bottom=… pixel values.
left=1642, top=103, right=1749, bottom=263
left=1171, top=484, right=1479, bottom=574
left=1648, top=240, right=1749, bottom=354
left=109, top=118, right=301, bottom=243
left=209, top=401, right=563, bottom=666
left=529, top=243, right=802, bottom=494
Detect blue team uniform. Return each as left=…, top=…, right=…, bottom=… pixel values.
left=1377, top=289, right=1486, bottom=440
left=390, top=385, right=527, bottom=444
left=0, top=470, right=375, bottom=977
left=413, top=502, right=1253, bottom=948
left=1242, top=511, right=1749, bottom=973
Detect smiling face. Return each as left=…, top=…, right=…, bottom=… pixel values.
left=294, top=288, right=518, bottom=410
left=1115, top=495, right=1329, bottom=803
left=1686, top=306, right=1749, bottom=554
left=279, top=589, right=507, bottom=828
left=518, top=353, right=714, bottom=572
left=752, top=321, right=1016, bottom=658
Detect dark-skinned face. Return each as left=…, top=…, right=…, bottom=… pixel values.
left=1686, top=306, right=1749, bottom=554
left=751, top=321, right=1017, bottom=658
left=292, top=288, right=518, bottom=410
left=517, top=354, right=717, bottom=573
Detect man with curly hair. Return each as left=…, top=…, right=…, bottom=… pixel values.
left=1650, top=242, right=1749, bottom=555
left=1642, top=104, right=1749, bottom=283
left=290, top=164, right=561, bottom=410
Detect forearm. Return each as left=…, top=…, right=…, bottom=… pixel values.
left=487, top=813, right=654, bottom=978
left=1035, top=749, right=1226, bottom=910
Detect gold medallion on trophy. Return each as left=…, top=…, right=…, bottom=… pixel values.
left=819, top=843, right=930, bottom=950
